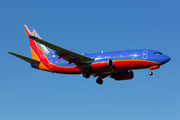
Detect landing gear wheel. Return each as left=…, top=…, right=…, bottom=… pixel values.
left=83, top=72, right=90, bottom=78
left=149, top=71, right=153, bottom=76
left=96, top=78, right=103, bottom=85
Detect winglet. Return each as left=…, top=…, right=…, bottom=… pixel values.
left=24, top=24, right=32, bottom=38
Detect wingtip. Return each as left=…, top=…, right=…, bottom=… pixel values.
left=7, top=51, right=13, bottom=55
left=7, top=51, right=13, bottom=56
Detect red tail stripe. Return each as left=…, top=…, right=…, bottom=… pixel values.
left=24, top=25, right=31, bottom=38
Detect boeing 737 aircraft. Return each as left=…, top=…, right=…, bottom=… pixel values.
left=8, top=25, right=171, bottom=84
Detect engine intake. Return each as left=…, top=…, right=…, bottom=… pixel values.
left=111, top=70, right=134, bottom=81
left=91, top=59, right=113, bottom=71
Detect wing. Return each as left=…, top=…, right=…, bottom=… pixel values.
left=24, top=25, right=93, bottom=69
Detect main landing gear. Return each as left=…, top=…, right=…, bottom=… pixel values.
left=96, top=77, right=103, bottom=85
left=82, top=71, right=104, bottom=85
left=83, top=72, right=90, bottom=78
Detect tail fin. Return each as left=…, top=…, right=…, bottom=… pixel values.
left=24, top=25, right=53, bottom=61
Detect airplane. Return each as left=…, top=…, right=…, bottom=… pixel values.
left=8, top=25, right=171, bottom=85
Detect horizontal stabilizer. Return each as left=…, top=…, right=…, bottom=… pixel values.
left=7, top=52, right=40, bottom=64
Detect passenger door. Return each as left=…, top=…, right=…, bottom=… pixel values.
left=143, top=50, right=148, bottom=59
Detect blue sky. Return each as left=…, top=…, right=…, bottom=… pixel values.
left=1, top=0, right=180, bottom=120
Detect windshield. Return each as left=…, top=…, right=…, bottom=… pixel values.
left=153, top=52, right=162, bottom=55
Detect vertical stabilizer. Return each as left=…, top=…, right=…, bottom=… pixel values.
left=24, top=25, right=53, bottom=62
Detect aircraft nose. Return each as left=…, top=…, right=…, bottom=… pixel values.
left=162, top=55, right=171, bottom=64
left=167, top=56, right=171, bottom=62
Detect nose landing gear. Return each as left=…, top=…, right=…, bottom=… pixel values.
left=148, top=65, right=159, bottom=76
left=148, top=71, right=153, bottom=76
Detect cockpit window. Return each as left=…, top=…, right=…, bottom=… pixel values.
left=153, top=52, right=162, bottom=55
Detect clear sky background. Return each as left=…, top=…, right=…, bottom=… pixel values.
left=0, top=0, right=180, bottom=120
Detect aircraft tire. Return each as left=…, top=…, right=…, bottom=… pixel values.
left=149, top=71, right=153, bottom=76
left=96, top=78, right=103, bottom=85
left=83, top=72, right=90, bottom=78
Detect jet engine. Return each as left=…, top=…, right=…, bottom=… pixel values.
left=111, top=70, right=134, bottom=80
left=91, top=59, right=113, bottom=71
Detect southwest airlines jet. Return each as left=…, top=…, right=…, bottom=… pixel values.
left=8, top=25, right=171, bottom=85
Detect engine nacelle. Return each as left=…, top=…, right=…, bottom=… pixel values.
left=91, top=59, right=113, bottom=71
left=111, top=70, right=134, bottom=81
